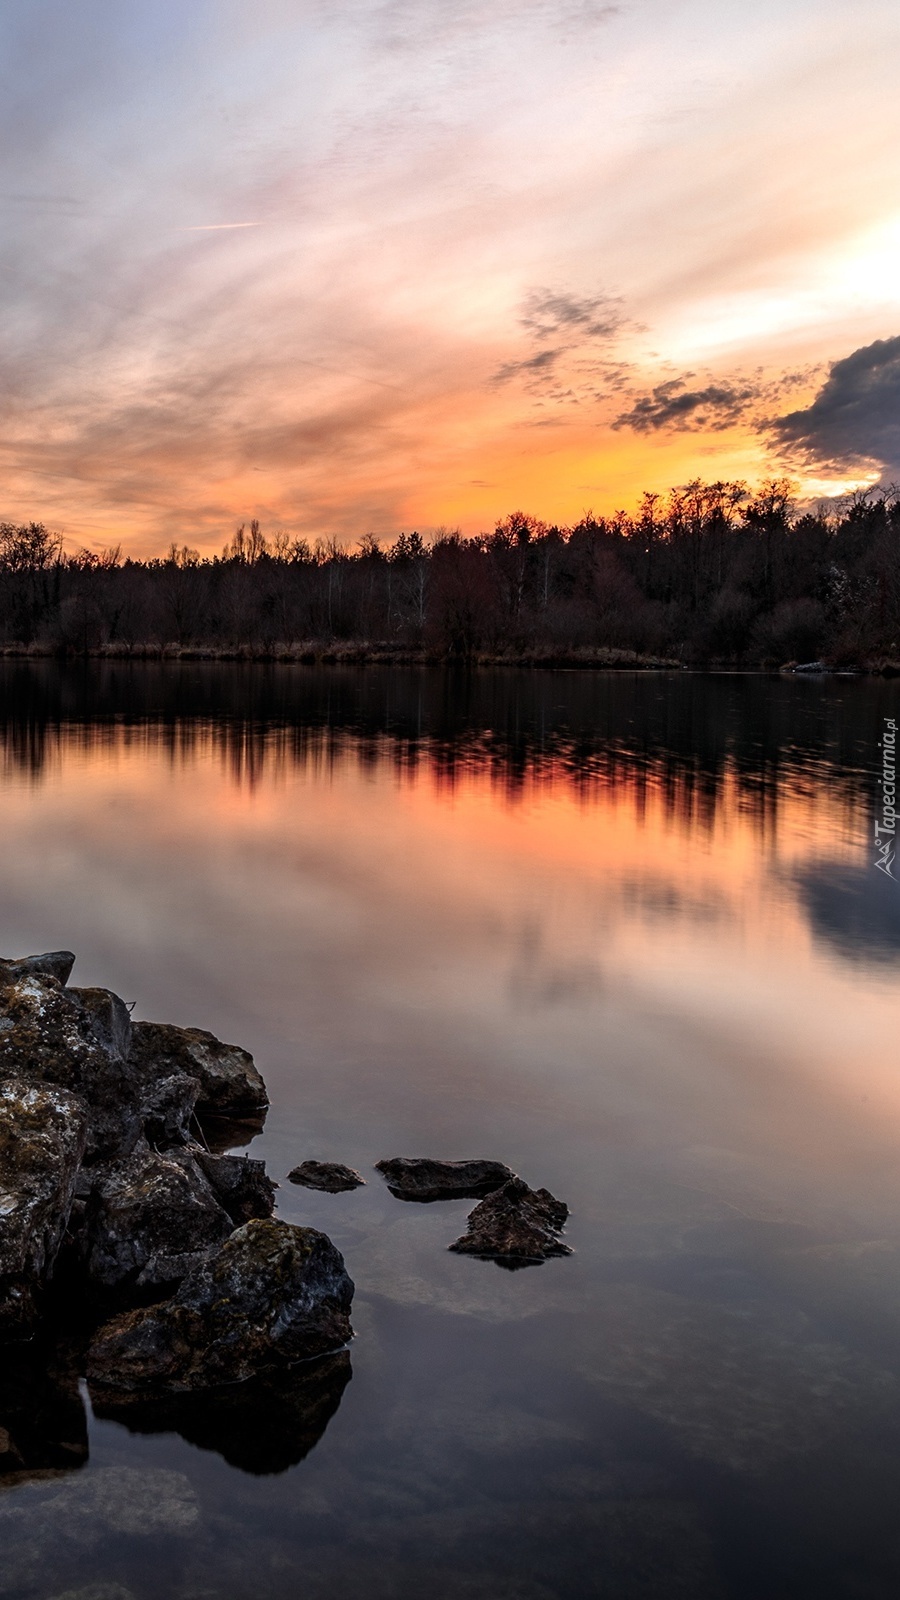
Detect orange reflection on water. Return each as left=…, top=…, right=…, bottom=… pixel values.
left=0, top=711, right=898, bottom=1236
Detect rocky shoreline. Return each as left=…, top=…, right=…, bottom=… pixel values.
left=1, top=950, right=569, bottom=1479
left=0, top=950, right=354, bottom=1395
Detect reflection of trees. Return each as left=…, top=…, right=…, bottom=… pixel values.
left=0, top=661, right=882, bottom=839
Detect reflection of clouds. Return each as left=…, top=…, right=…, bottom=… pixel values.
left=572, top=1282, right=898, bottom=1472
left=791, top=860, right=900, bottom=965
left=504, top=874, right=732, bottom=1013
left=618, top=875, right=731, bottom=927
left=506, top=914, right=605, bottom=1011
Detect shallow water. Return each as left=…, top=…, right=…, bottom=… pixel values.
left=2, top=663, right=900, bottom=1599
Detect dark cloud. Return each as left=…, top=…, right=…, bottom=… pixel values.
left=768, top=336, right=900, bottom=476
left=520, top=289, right=623, bottom=342
left=613, top=376, right=759, bottom=433
left=491, top=347, right=562, bottom=384
left=491, top=286, right=625, bottom=391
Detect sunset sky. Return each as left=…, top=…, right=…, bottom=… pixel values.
left=2, top=0, right=900, bottom=554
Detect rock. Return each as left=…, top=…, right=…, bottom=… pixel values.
left=92, top=1348, right=352, bottom=1475
left=0, top=1079, right=87, bottom=1333
left=69, top=986, right=132, bottom=1062
left=87, top=1218, right=354, bottom=1392
left=139, top=1071, right=200, bottom=1147
left=0, top=950, right=75, bottom=987
left=0, top=970, right=140, bottom=1161
left=289, top=1160, right=365, bottom=1193
left=128, top=1020, right=268, bottom=1117
left=194, top=1149, right=276, bottom=1223
left=82, top=1142, right=233, bottom=1291
left=375, top=1156, right=516, bottom=1202
left=449, top=1177, right=571, bottom=1266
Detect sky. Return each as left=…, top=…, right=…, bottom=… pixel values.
left=1, top=0, right=899, bottom=555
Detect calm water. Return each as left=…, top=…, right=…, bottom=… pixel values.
left=3, top=663, right=900, bottom=1600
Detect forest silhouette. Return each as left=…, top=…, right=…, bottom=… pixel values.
left=1, top=480, right=899, bottom=667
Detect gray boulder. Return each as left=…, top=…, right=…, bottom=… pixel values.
left=0, top=1078, right=87, bottom=1333
left=82, top=1142, right=233, bottom=1291
left=0, top=951, right=75, bottom=987
left=87, top=1219, right=354, bottom=1392
left=138, top=1070, right=200, bottom=1147
left=194, top=1150, right=276, bottom=1224
left=128, top=1021, right=268, bottom=1117
left=375, top=1156, right=515, bottom=1202
left=0, top=968, right=140, bottom=1161
left=289, top=1160, right=365, bottom=1193
left=449, top=1177, right=571, bottom=1266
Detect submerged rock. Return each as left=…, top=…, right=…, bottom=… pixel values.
left=0, top=969, right=140, bottom=1161
left=0, top=1079, right=88, bottom=1333
left=87, top=1218, right=354, bottom=1392
left=194, top=1149, right=276, bottom=1223
left=449, top=1177, right=571, bottom=1267
left=128, top=1021, right=269, bottom=1117
left=289, top=1160, right=365, bottom=1193
left=0, top=1467, right=198, bottom=1596
left=375, top=1156, right=516, bottom=1202
left=82, top=1142, right=233, bottom=1291
left=0, top=1464, right=198, bottom=1561
left=92, top=1348, right=352, bottom=1475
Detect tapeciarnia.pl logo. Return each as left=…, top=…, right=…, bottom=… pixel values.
left=875, top=717, right=897, bottom=878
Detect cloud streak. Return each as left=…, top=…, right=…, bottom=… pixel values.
left=0, top=0, right=898, bottom=545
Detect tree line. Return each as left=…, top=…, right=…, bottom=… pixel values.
left=1, top=479, right=898, bottom=665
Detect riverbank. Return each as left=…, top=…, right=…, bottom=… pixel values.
left=0, top=640, right=897, bottom=673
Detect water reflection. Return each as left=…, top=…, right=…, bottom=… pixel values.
left=791, top=859, right=900, bottom=963
left=90, top=1351, right=351, bottom=1476
left=1, top=664, right=899, bottom=1598
left=0, top=658, right=879, bottom=820
left=0, top=1346, right=87, bottom=1480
